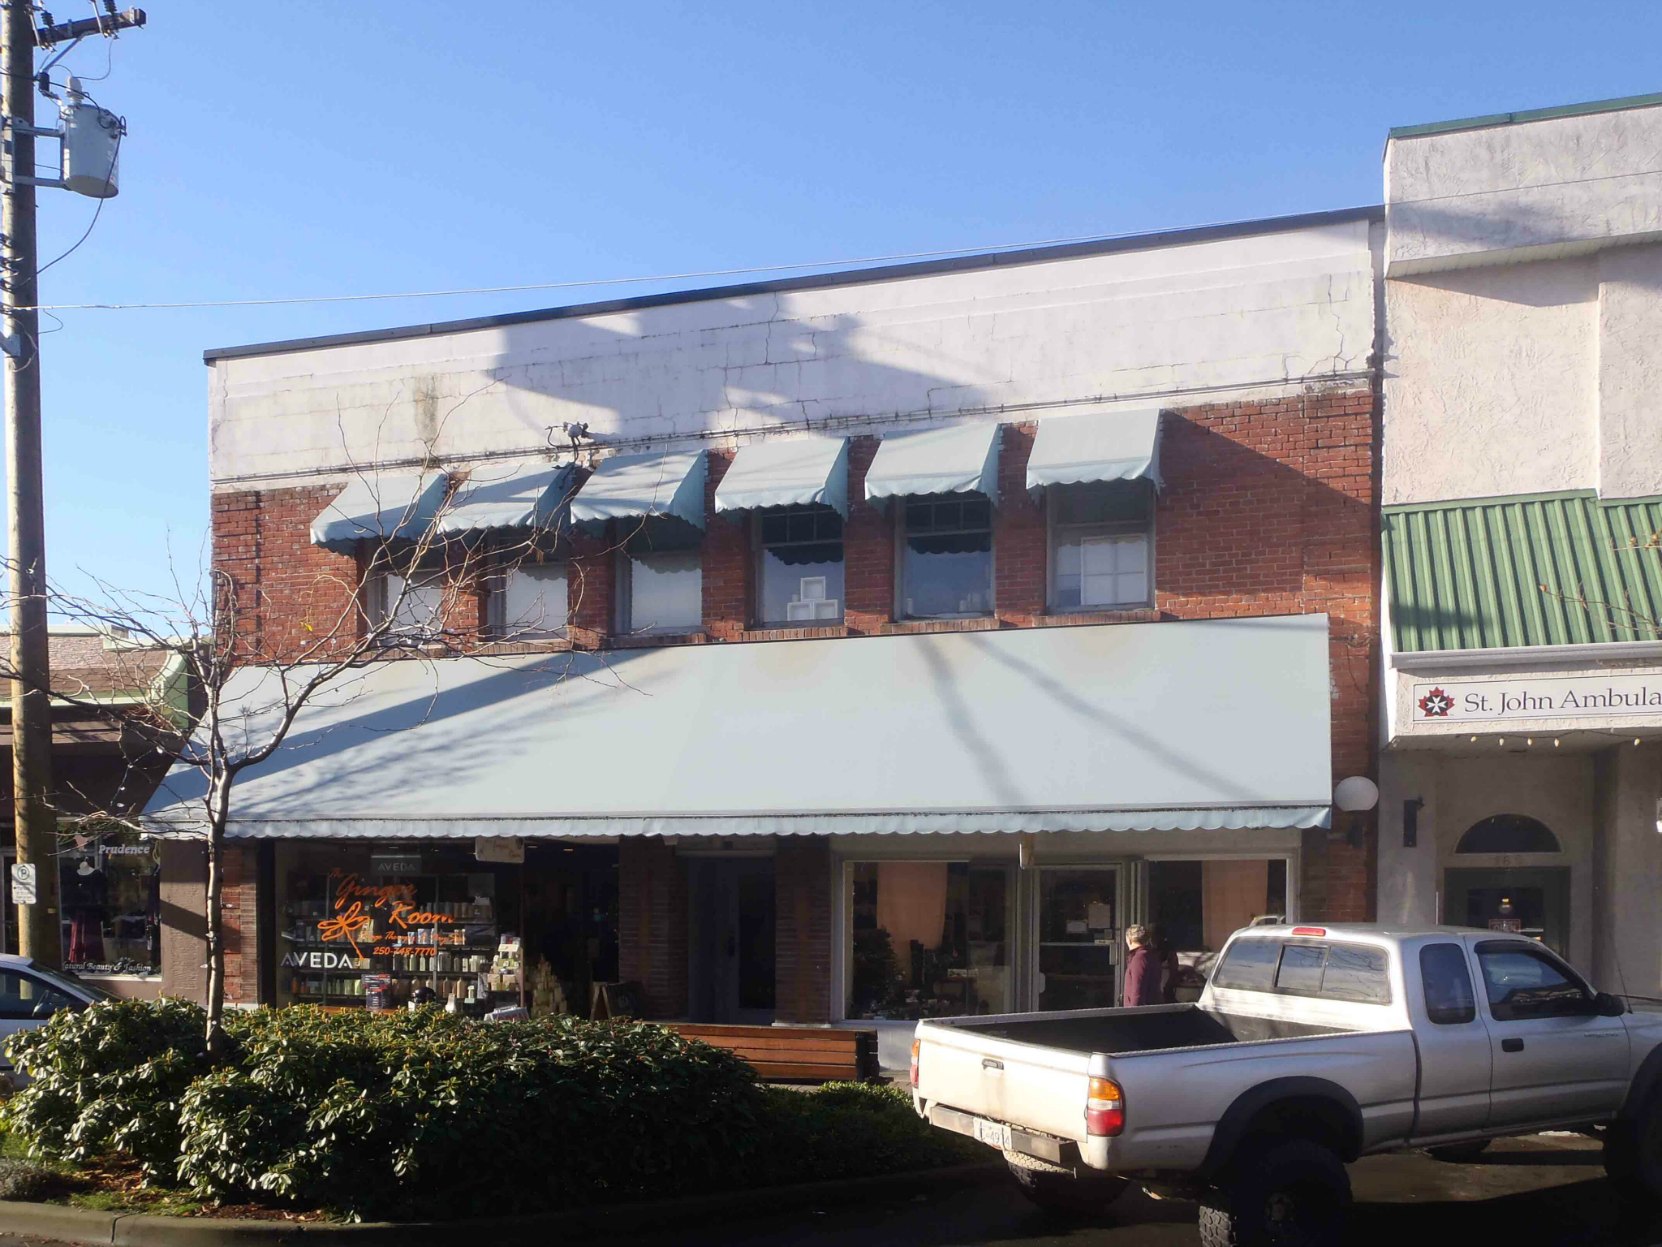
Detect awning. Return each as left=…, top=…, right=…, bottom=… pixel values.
left=142, top=614, right=1332, bottom=840
left=714, top=436, right=849, bottom=516
left=1026, top=409, right=1162, bottom=493
left=863, top=423, right=1001, bottom=505
left=568, top=450, right=707, bottom=530
left=433, top=461, right=578, bottom=538
left=310, top=470, right=450, bottom=554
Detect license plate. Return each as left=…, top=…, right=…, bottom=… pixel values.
left=973, top=1117, right=1013, bottom=1150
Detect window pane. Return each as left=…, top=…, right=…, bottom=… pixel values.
left=63, top=833, right=158, bottom=973
left=1054, top=531, right=1149, bottom=608
left=1212, top=937, right=1280, bottom=991
left=1421, top=943, right=1477, bottom=1024
left=1321, top=945, right=1391, bottom=1004
left=629, top=550, right=702, bottom=630
left=760, top=546, right=844, bottom=624
left=380, top=571, right=448, bottom=636
left=1275, top=944, right=1327, bottom=994
left=502, top=563, right=568, bottom=637
left=902, top=534, right=992, bottom=617
left=846, top=862, right=1009, bottom=1019
left=1052, top=481, right=1152, bottom=527
left=0, top=970, right=73, bottom=1020
left=1477, top=945, right=1588, bottom=1020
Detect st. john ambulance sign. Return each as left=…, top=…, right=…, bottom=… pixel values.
left=1412, top=672, right=1662, bottom=723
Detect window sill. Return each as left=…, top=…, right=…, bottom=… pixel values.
left=1039, top=607, right=1159, bottom=626
left=739, top=623, right=851, bottom=641
left=875, top=617, right=1001, bottom=637
left=606, top=629, right=710, bottom=649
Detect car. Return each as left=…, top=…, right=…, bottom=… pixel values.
left=912, top=923, right=1662, bottom=1247
left=0, top=954, right=110, bottom=1083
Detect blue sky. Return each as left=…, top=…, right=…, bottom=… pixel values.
left=17, top=1, right=1662, bottom=605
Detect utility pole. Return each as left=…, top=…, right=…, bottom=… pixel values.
left=2, top=2, right=142, bottom=966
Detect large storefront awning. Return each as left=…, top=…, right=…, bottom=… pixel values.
left=863, top=423, right=1001, bottom=505
left=310, top=470, right=450, bottom=553
left=1026, top=409, right=1162, bottom=493
left=142, top=615, right=1333, bottom=840
left=713, top=436, right=849, bottom=516
left=568, top=450, right=707, bottom=529
left=434, top=461, right=578, bottom=538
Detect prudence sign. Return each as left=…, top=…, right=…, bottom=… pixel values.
left=1412, top=672, right=1662, bottom=724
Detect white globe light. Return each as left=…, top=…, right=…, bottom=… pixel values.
left=1334, top=776, right=1380, bottom=813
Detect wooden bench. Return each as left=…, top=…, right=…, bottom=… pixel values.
left=667, top=1023, right=882, bottom=1083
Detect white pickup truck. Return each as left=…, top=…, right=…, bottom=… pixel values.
left=912, top=923, right=1662, bottom=1247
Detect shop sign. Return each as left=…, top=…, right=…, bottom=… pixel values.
left=474, top=837, right=524, bottom=864
left=369, top=851, right=423, bottom=875
left=281, top=949, right=367, bottom=971
left=316, top=870, right=459, bottom=959
left=1411, top=672, right=1662, bottom=724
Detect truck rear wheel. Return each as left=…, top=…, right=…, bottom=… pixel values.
left=1604, top=1110, right=1662, bottom=1199
left=1004, top=1153, right=1129, bottom=1214
left=1198, top=1138, right=1351, bottom=1247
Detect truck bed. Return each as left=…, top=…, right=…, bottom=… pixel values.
left=948, top=1003, right=1351, bottom=1056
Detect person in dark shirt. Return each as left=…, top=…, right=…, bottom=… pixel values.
left=1122, top=923, right=1163, bottom=1007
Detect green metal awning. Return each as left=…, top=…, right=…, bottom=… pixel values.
left=1383, top=492, right=1662, bottom=652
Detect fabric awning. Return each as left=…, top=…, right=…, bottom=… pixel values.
left=310, top=470, right=450, bottom=554
left=434, top=461, right=578, bottom=538
left=863, top=423, right=1001, bottom=505
left=568, top=450, right=707, bottom=530
left=1026, top=409, right=1163, bottom=493
left=713, top=436, right=849, bottom=516
left=142, top=614, right=1333, bottom=840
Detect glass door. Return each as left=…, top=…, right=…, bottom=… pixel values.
left=1035, top=866, right=1121, bottom=1011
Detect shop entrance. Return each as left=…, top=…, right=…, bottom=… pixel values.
left=1444, top=867, right=1570, bottom=954
left=687, top=858, right=775, bottom=1024
left=1035, top=866, right=1122, bottom=1011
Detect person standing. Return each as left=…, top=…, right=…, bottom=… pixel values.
left=1122, top=924, right=1162, bottom=1007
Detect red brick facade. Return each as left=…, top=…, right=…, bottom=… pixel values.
left=206, top=384, right=1378, bottom=1013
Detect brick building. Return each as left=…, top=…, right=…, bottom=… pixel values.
left=145, top=205, right=1381, bottom=1063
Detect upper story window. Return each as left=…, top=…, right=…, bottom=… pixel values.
left=488, top=558, right=569, bottom=640
left=1048, top=482, right=1153, bottom=611
left=900, top=496, right=993, bottom=619
left=757, top=507, right=844, bottom=626
left=619, top=519, right=702, bottom=634
left=366, top=553, right=453, bottom=642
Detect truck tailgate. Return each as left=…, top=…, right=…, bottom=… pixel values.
left=914, top=1017, right=1095, bottom=1148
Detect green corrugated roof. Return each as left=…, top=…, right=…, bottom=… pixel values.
left=1384, top=493, right=1662, bottom=652
left=1389, top=91, right=1662, bottom=141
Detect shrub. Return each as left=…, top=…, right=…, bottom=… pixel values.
left=2, top=997, right=211, bottom=1180
left=0, top=1156, right=59, bottom=1201
left=752, top=1081, right=981, bottom=1186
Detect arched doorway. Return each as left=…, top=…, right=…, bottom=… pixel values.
left=1443, top=814, right=1569, bottom=953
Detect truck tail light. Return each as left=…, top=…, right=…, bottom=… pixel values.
left=1086, top=1076, right=1124, bottom=1137
left=910, top=1039, right=921, bottom=1089
left=1292, top=926, right=1327, bottom=937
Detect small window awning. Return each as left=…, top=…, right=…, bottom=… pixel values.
left=142, top=613, right=1333, bottom=841
left=1026, top=409, right=1163, bottom=493
left=863, top=423, right=1001, bottom=505
left=433, top=461, right=578, bottom=538
left=310, top=470, right=450, bottom=554
left=714, top=436, right=849, bottom=516
left=568, top=450, right=707, bottom=530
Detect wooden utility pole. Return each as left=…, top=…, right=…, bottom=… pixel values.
left=2, top=3, right=144, bottom=965
left=4, top=0, right=61, bottom=965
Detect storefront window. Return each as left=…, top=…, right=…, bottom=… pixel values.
left=1147, top=858, right=1288, bottom=999
left=1037, top=867, right=1119, bottom=1010
left=845, top=861, right=1010, bottom=1019
left=274, top=843, right=618, bottom=1016
left=61, top=832, right=159, bottom=974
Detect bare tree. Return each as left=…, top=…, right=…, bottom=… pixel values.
left=0, top=446, right=641, bottom=1058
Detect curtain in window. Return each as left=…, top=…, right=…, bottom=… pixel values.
left=876, top=862, right=950, bottom=977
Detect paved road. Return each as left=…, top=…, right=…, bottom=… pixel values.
left=2, top=1134, right=1658, bottom=1247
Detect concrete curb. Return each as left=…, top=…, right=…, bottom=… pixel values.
left=0, top=1160, right=1006, bottom=1245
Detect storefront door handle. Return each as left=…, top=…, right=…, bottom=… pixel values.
left=1501, top=1037, right=1525, bottom=1053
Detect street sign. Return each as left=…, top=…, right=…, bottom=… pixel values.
left=10, top=862, right=36, bottom=905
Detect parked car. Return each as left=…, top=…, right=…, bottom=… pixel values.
left=0, top=954, right=108, bottom=1083
left=912, top=923, right=1662, bottom=1247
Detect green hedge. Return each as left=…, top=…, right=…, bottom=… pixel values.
left=1, top=1000, right=973, bottom=1220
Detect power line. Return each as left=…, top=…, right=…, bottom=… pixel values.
left=9, top=214, right=1330, bottom=314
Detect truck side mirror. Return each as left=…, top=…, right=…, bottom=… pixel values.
left=1594, top=991, right=1627, bottom=1017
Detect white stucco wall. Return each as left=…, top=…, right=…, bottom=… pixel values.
left=1385, top=102, right=1662, bottom=276
left=207, top=218, right=1378, bottom=490
left=1596, top=245, right=1662, bottom=499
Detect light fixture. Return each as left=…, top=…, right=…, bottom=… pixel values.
left=1553, top=739, right=1561, bottom=747
left=1334, top=776, right=1379, bottom=848
left=1527, top=738, right=1534, bottom=747
left=1403, top=797, right=1423, bottom=849
left=1018, top=834, right=1036, bottom=870
left=1498, top=738, right=1506, bottom=746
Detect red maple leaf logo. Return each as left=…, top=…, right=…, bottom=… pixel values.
left=1418, top=687, right=1454, bottom=718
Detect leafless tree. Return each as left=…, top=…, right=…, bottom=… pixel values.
left=0, top=445, right=644, bottom=1058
